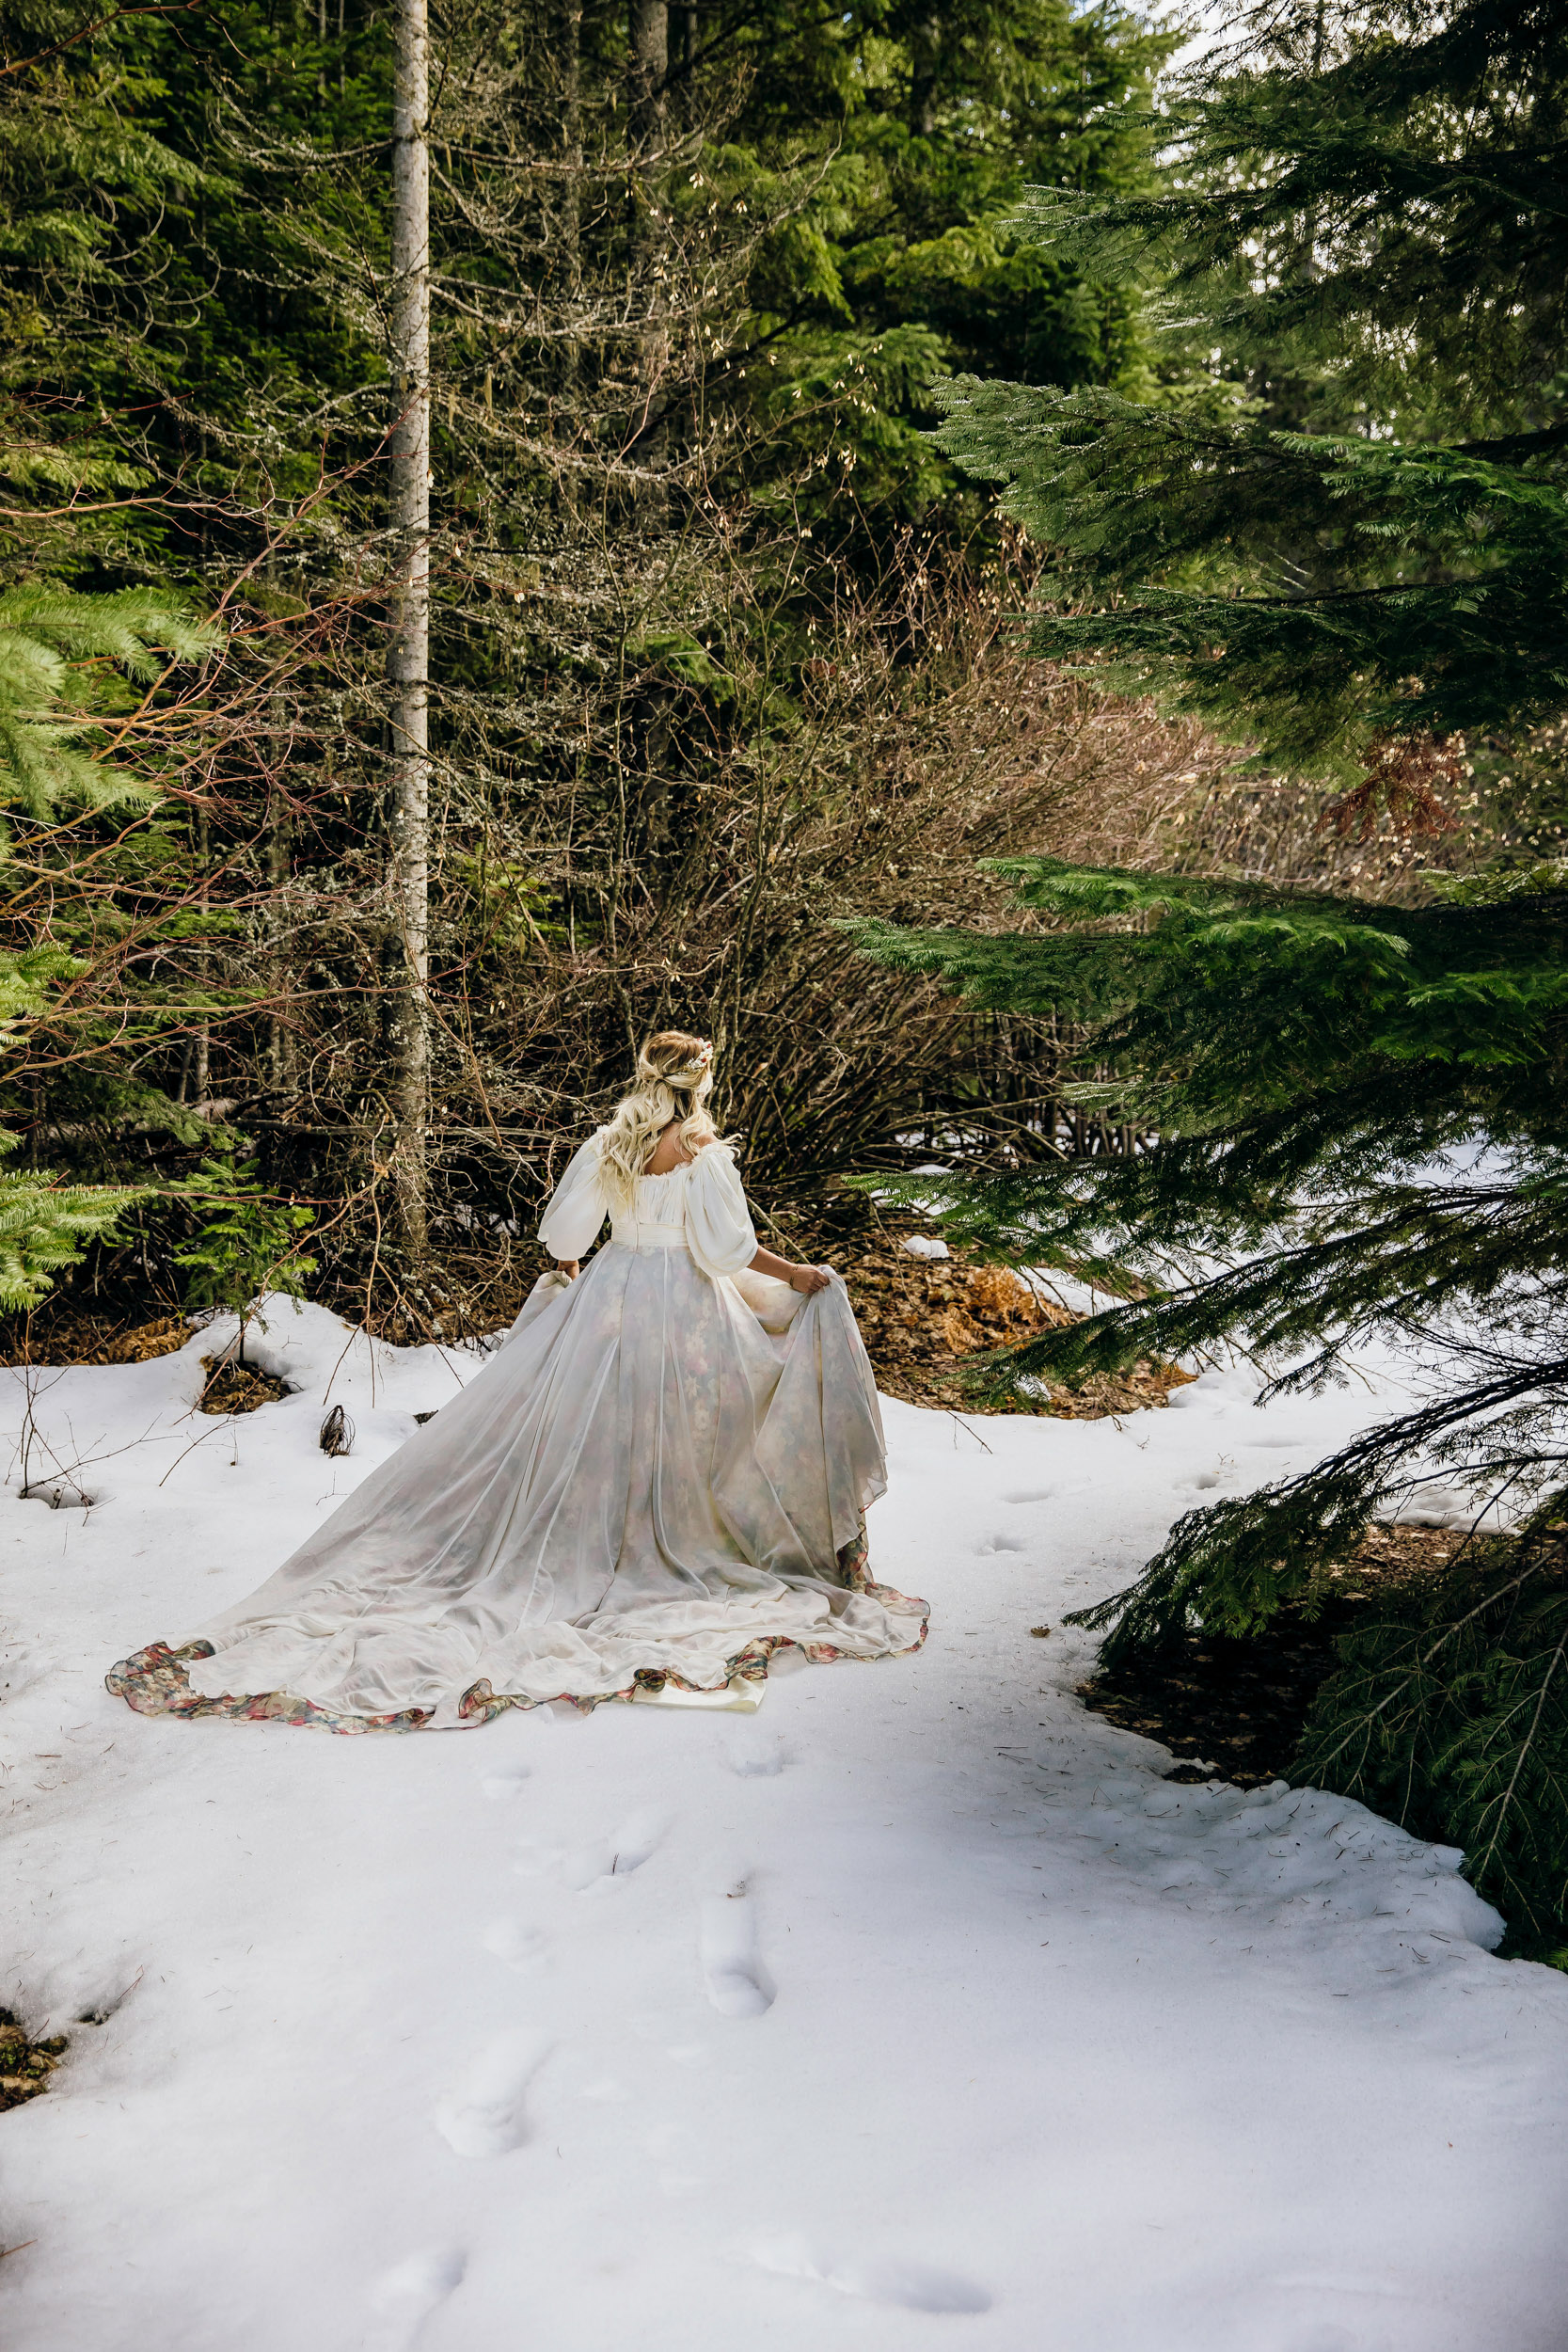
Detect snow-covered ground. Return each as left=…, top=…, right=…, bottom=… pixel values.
left=3, top=1302, right=1567, bottom=2351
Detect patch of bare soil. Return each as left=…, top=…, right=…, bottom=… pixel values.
left=807, top=1212, right=1195, bottom=1420
left=0, top=2011, right=67, bottom=2114
left=1, top=1311, right=191, bottom=1368
left=1078, top=1524, right=1466, bottom=1788
left=198, top=1355, right=289, bottom=1415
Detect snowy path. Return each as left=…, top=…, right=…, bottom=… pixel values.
left=3, top=1304, right=1567, bottom=2351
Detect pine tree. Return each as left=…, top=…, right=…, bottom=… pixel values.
left=927, top=0, right=1568, bottom=782
left=0, top=585, right=215, bottom=839
left=0, top=946, right=146, bottom=1308
left=0, top=562, right=217, bottom=1303
left=851, top=0, right=1568, bottom=1948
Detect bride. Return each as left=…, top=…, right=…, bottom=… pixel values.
left=109, top=1031, right=927, bottom=1730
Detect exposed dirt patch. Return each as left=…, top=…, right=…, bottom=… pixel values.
left=1, top=1311, right=191, bottom=1368
left=198, top=1355, right=290, bottom=1415
left=0, top=2011, right=68, bottom=2114
left=1078, top=1524, right=1467, bottom=1788
left=800, top=1211, right=1194, bottom=1419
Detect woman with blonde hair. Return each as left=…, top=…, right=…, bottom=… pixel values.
left=110, top=1029, right=925, bottom=1729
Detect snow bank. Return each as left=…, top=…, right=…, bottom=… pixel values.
left=1, top=1301, right=1566, bottom=2351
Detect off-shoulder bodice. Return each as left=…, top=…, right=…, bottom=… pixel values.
left=537, top=1136, right=758, bottom=1278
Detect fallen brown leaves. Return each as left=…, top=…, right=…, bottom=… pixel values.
left=2, top=1312, right=190, bottom=1368
left=827, top=1216, right=1196, bottom=1420
left=0, top=2013, right=67, bottom=2114
left=198, top=1356, right=289, bottom=1416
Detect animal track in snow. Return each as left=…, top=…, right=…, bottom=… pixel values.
left=365, top=2246, right=467, bottom=2349
left=481, top=1917, right=549, bottom=1974
left=1002, top=1486, right=1054, bottom=1505
left=974, top=1530, right=1028, bottom=1555
left=434, top=2026, right=550, bottom=2158
left=479, top=1761, right=530, bottom=1799
left=699, top=1889, right=775, bottom=2017
left=753, top=2236, right=990, bottom=2313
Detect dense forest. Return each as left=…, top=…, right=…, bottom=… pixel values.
left=5, top=0, right=1512, bottom=1329
left=0, top=0, right=1211, bottom=1327
left=4, top=2, right=1568, bottom=1938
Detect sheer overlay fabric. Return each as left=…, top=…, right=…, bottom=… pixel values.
left=114, top=1139, right=925, bottom=1730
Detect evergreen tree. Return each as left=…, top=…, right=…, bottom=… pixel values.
left=0, top=945, right=146, bottom=1307
left=852, top=0, right=1568, bottom=1947
left=927, top=0, right=1568, bottom=781
left=0, top=0, right=1176, bottom=1277
left=0, top=578, right=217, bottom=1296
left=172, top=1151, right=316, bottom=1366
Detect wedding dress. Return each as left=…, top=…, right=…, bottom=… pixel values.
left=108, top=1139, right=927, bottom=1731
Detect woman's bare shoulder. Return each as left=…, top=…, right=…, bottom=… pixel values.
left=645, top=1121, right=700, bottom=1175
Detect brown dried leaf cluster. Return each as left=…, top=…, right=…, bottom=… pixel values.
left=0, top=2013, right=68, bottom=2114
left=825, top=1215, right=1196, bottom=1420
left=197, top=1356, right=290, bottom=1416
left=1, top=1313, right=191, bottom=1369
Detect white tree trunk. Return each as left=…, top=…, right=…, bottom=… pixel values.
left=388, top=0, right=431, bottom=1253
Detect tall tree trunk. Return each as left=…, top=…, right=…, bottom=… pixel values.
left=628, top=0, right=666, bottom=150
left=194, top=804, right=211, bottom=1106
left=627, top=1, right=669, bottom=481
left=556, top=0, right=583, bottom=397
left=266, top=790, right=293, bottom=1092
left=388, top=0, right=431, bottom=1255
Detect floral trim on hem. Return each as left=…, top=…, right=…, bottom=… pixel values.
left=105, top=1523, right=929, bottom=1735
left=104, top=1640, right=435, bottom=1735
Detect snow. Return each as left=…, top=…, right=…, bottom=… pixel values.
left=3, top=1300, right=1567, bottom=2351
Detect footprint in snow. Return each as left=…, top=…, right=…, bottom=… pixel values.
left=974, top=1531, right=1028, bottom=1555
left=481, top=1917, right=550, bottom=1974
left=560, top=1807, right=670, bottom=1890
left=700, top=1888, right=775, bottom=2017
left=723, top=1724, right=789, bottom=1778
left=364, top=2245, right=467, bottom=2349
left=753, top=2236, right=990, bottom=2314
left=1002, top=1486, right=1054, bottom=1505
left=479, top=1762, right=530, bottom=1800
left=515, top=1808, right=670, bottom=1890
left=434, top=2027, right=550, bottom=2159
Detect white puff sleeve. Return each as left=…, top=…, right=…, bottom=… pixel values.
left=683, top=1142, right=758, bottom=1279
left=537, top=1136, right=610, bottom=1260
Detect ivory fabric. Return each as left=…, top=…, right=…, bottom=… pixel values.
left=173, top=1139, right=924, bottom=1727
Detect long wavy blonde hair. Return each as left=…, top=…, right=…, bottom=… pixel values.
left=594, top=1030, right=719, bottom=1210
